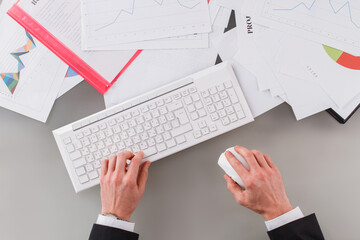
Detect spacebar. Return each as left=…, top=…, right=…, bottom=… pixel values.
left=171, top=124, right=193, bottom=137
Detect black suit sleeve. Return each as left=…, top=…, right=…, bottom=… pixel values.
left=89, top=224, right=139, bottom=240
left=267, top=214, right=325, bottom=240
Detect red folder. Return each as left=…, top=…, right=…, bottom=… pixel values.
left=8, top=1, right=142, bottom=94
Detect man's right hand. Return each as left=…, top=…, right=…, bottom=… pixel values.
left=100, top=151, right=151, bottom=221
left=224, top=146, right=293, bottom=221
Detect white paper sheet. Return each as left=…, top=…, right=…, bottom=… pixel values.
left=213, top=0, right=245, bottom=12
left=250, top=0, right=360, bottom=56
left=104, top=47, right=218, bottom=108
left=278, top=36, right=360, bottom=108
left=57, top=74, right=83, bottom=98
left=81, top=0, right=212, bottom=48
left=18, top=0, right=139, bottom=83
left=0, top=0, right=68, bottom=122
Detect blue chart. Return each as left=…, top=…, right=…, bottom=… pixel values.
left=96, top=0, right=201, bottom=31
left=272, top=0, right=360, bottom=29
left=82, top=0, right=211, bottom=48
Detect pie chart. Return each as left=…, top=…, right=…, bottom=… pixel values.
left=323, top=45, right=360, bottom=70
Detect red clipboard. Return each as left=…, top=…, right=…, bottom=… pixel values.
left=7, top=1, right=142, bottom=95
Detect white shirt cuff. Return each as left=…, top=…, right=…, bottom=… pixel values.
left=265, top=207, right=304, bottom=231
left=96, top=214, right=135, bottom=232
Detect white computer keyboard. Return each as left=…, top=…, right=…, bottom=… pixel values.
left=53, top=62, right=254, bottom=192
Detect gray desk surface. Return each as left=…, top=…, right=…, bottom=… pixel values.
left=1, top=2, right=360, bottom=239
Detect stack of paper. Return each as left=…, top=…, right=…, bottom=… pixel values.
left=203, top=0, right=360, bottom=121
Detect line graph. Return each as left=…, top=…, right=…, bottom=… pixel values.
left=82, top=0, right=211, bottom=48
left=273, top=0, right=360, bottom=29
left=96, top=0, right=201, bottom=32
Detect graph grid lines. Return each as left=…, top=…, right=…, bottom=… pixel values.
left=95, top=0, right=201, bottom=32
left=272, top=0, right=360, bottom=29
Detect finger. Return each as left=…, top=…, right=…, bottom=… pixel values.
left=116, top=151, right=134, bottom=172
left=108, top=155, right=117, bottom=173
left=225, top=151, right=249, bottom=179
left=101, top=159, right=109, bottom=177
left=264, top=154, right=277, bottom=169
left=224, top=174, right=244, bottom=203
left=127, top=151, right=144, bottom=177
left=251, top=150, right=269, bottom=168
left=138, top=161, right=151, bottom=192
left=234, top=146, right=259, bottom=171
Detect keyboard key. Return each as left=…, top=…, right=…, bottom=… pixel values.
left=110, top=145, right=118, bottom=154
left=94, top=161, right=101, bottom=169
left=132, top=144, right=140, bottom=153
left=108, top=119, right=116, bottom=126
left=209, top=87, right=217, bottom=95
left=210, top=113, right=219, bottom=121
left=228, top=89, right=239, bottom=104
left=164, top=97, right=172, bottom=103
left=152, top=109, right=160, bottom=118
left=63, top=137, right=71, bottom=144
left=73, top=158, right=86, bottom=168
left=175, top=135, right=186, bottom=144
left=125, top=139, right=133, bottom=147
left=97, top=132, right=106, bottom=140
left=157, top=143, right=167, bottom=152
left=144, top=122, right=152, bottom=130
left=163, top=132, right=172, bottom=141
left=76, top=167, right=86, bottom=176
left=159, top=116, right=167, bottom=124
left=116, top=116, right=124, bottom=123
left=201, top=127, right=210, bottom=135
left=117, top=142, right=126, bottom=150
left=120, top=122, right=129, bottom=131
left=144, top=113, right=152, bottom=121
left=204, top=97, right=212, bottom=106
left=171, top=119, right=180, bottom=128
left=66, top=144, right=75, bottom=153
left=70, top=151, right=81, bottom=160
left=129, top=119, right=136, bottom=128
left=99, top=123, right=107, bottom=130
left=164, top=123, right=172, bottom=131
left=131, top=109, right=140, bottom=117
left=226, top=106, right=235, bottom=115
left=174, top=109, right=189, bottom=124
left=88, top=171, right=99, bottom=180
left=136, top=116, right=145, bottom=124
left=140, top=142, right=148, bottom=150
left=113, top=125, right=121, bottom=134
left=143, top=146, right=157, bottom=158
left=224, top=81, right=233, bottom=88
left=187, top=104, right=196, bottom=113
left=219, top=110, right=227, bottom=118
left=133, top=136, right=141, bottom=144
left=168, top=101, right=183, bottom=111
left=221, top=117, right=230, bottom=126
left=151, top=119, right=160, bottom=127
left=148, top=138, right=156, bottom=147
left=156, top=99, right=165, bottom=107
left=201, top=90, right=209, bottom=98
left=124, top=112, right=132, bottom=120
left=234, top=104, right=245, bottom=119
left=198, top=121, right=207, bottom=129
left=75, top=132, right=83, bottom=139
left=91, top=126, right=99, bottom=133
left=215, top=102, right=224, bottom=110
left=128, top=128, right=136, bottom=137
left=217, top=84, right=225, bottom=92
left=181, top=90, right=189, bottom=96
left=184, top=96, right=192, bottom=105
left=189, top=87, right=197, bottom=93
left=220, top=91, right=228, bottom=100
left=141, top=106, right=149, bottom=113
left=192, top=93, right=200, bottom=102
left=190, top=112, right=199, bottom=121
left=105, top=139, right=113, bottom=146
left=193, top=131, right=202, bottom=139
left=166, top=112, right=175, bottom=121
left=140, top=132, right=149, bottom=141
left=155, top=135, right=164, bottom=144
left=209, top=124, right=218, bottom=132
left=156, top=126, right=165, bottom=134
left=86, top=164, right=94, bottom=172
left=166, top=139, right=176, bottom=148
left=208, top=105, right=216, bottom=113
left=101, top=149, right=111, bottom=157
left=86, top=154, right=95, bottom=163
left=81, top=148, right=90, bottom=156
left=223, top=99, right=231, bottom=107
left=159, top=107, right=168, bottom=115
left=89, top=145, right=97, bottom=153
left=199, top=109, right=206, bottom=117
left=94, top=151, right=102, bottom=160
left=74, top=141, right=82, bottom=150
left=171, top=123, right=193, bottom=137
left=89, top=135, right=98, bottom=143
left=211, top=94, right=220, bottom=103
left=79, top=175, right=89, bottom=184
left=173, top=93, right=181, bottom=100
left=229, top=114, right=238, bottom=123
left=83, top=129, right=91, bottom=136
left=97, top=141, right=105, bottom=150
left=195, top=101, right=203, bottom=109
left=105, top=128, right=113, bottom=137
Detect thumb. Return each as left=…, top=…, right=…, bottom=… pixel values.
left=224, top=174, right=244, bottom=204
left=138, top=161, right=151, bottom=192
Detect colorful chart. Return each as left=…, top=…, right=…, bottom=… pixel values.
left=323, top=45, right=360, bottom=70
left=1, top=30, right=36, bottom=94
left=65, top=67, right=79, bottom=78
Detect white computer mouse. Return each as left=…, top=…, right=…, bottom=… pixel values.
left=218, top=147, right=249, bottom=189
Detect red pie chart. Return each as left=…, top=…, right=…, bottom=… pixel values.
left=323, top=45, right=360, bottom=70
